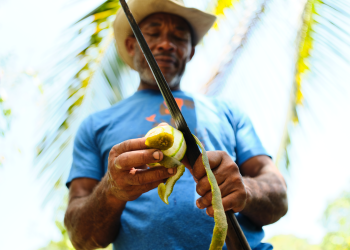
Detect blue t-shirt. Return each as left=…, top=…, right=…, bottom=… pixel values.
left=67, top=89, right=273, bottom=250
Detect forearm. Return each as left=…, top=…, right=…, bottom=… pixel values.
left=240, top=172, right=288, bottom=227
left=64, top=174, right=127, bottom=250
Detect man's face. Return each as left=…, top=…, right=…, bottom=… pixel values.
left=125, top=13, right=195, bottom=88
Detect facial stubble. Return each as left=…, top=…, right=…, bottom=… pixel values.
left=133, top=45, right=186, bottom=89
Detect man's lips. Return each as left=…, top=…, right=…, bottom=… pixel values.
left=154, top=55, right=177, bottom=67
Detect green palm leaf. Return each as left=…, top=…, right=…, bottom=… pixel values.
left=275, top=0, right=319, bottom=168
left=0, top=57, right=12, bottom=138
left=277, top=0, right=323, bottom=168
left=277, top=0, right=350, bottom=168
left=210, top=0, right=241, bottom=29
left=202, top=0, right=269, bottom=95
left=35, top=0, right=135, bottom=200
left=213, top=0, right=240, bottom=15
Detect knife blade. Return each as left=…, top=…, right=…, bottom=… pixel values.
left=119, top=0, right=200, bottom=168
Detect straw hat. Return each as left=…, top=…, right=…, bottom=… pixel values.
left=113, top=0, right=216, bottom=70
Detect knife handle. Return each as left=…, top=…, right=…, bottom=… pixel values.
left=225, top=210, right=252, bottom=250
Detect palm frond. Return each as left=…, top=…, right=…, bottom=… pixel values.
left=213, top=0, right=240, bottom=16
left=276, top=0, right=350, bottom=168
left=34, top=0, right=135, bottom=200
left=275, top=0, right=317, bottom=168
left=0, top=95, right=11, bottom=167
left=0, top=96, right=11, bottom=137
left=0, top=57, right=13, bottom=167
left=0, top=58, right=12, bottom=138
left=210, top=0, right=241, bottom=29
left=202, top=0, right=269, bottom=95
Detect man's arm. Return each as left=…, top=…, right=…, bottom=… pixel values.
left=64, top=177, right=127, bottom=250
left=64, top=138, right=177, bottom=250
left=193, top=152, right=288, bottom=227
left=239, top=155, right=288, bottom=226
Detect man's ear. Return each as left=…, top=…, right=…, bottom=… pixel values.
left=125, top=36, right=137, bottom=56
left=189, top=46, right=195, bottom=61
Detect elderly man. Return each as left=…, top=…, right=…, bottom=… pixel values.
left=64, top=0, right=288, bottom=249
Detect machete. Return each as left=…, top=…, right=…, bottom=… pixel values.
left=119, top=1, right=251, bottom=249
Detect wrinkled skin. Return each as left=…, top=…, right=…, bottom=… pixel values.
left=125, top=13, right=195, bottom=89
left=187, top=151, right=247, bottom=216
left=107, top=138, right=177, bottom=202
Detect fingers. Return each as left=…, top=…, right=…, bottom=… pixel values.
left=196, top=168, right=247, bottom=215
left=192, top=151, right=223, bottom=180
left=109, top=138, right=148, bottom=158
left=124, top=167, right=177, bottom=185
left=196, top=179, right=231, bottom=209
left=158, top=122, right=169, bottom=126
left=195, top=170, right=225, bottom=197
left=138, top=181, right=164, bottom=194
left=113, top=149, right=163, bottom=171
left=205, top=191, right=247, bottom=217
left=121, top=180, right=164, bottom=201
left=194, top=151, right=239, bottom=196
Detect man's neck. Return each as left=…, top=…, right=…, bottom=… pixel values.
left=137, top=80, right=180, bottom=91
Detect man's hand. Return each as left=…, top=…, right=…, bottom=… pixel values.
left=107, top=137, right=177, bottom=201
left=65, top=137, right=178, bottom=250
left=185, top=151, right=288, bottom=226
left=188, top=151, right=247, bottom=217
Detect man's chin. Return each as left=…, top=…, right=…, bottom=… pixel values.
left=143, top=72, right=177, bottom=85
left=142, top=77, right=179, bottom=89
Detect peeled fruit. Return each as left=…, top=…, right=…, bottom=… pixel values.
left=145, top=124, right=186, bottom=204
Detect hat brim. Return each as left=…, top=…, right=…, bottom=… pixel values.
left=113, top=0, right=216, bottom=70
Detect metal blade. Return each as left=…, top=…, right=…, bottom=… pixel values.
left=119, top=0, right=200, bottom=168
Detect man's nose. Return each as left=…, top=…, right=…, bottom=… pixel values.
left=156, top=34, right=176, bottom=52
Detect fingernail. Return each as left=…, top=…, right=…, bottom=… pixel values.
left=196, top=200, right=201, bottom=209
left=168, top=168, right=176, bottom=174
left=206, top=210, right=209, bottom=216
left=153, top=151, right=160, bottom=160
left=158, top=122, right=168, bottom=127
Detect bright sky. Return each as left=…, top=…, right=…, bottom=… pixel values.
left=0, top=0, right=349, bottom=249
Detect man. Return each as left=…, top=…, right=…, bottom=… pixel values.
left=64, top=0, right=288, bottom=249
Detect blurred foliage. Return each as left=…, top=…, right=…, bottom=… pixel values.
left=268, top=191, right=350, bottom=250
left=268, top=235, right=322, bottom=250
left=203, top=0, right=268, bottom=94
left=0, top=95, right=11, bottom=136
left=276, top=0, right=350, bottom=169
left=293, top=0, right=320, bottom=120
left=320, top=192, right=350, bottom=250
left=39, top=220, right=75, bottom=250
left=275, top=0, right=319, bottom=169
left=0, top=56, right=13, bottom=167
left=203, top=0, right=350, bottom=170
left=0, top=58, right=12, bottom=138
left=35, top=0, right=128, bottom=200
left=214, top=0, right=240, bottom=16
left=276, top=0, right=321, bottom=169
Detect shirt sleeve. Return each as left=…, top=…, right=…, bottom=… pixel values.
left=223, top=101, right=271, bottom=166
left=66, top=115, right=104, bottom=188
